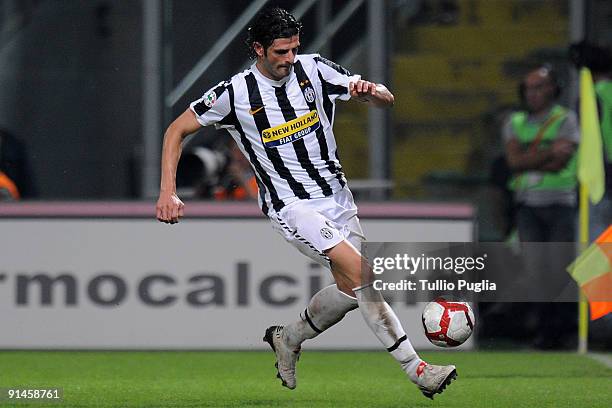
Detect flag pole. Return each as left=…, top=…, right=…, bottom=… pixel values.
left=578, top=183, right=589, bottom=354
left=576, top=67, right=605, bottom=354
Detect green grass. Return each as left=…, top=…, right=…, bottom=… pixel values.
left=0, top=351, right=610, bottom=407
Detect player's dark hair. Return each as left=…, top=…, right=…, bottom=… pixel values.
left=246, top=7, right=302, bottom=59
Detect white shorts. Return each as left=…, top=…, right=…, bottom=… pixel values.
left=269, top=187, right=366, bottom=268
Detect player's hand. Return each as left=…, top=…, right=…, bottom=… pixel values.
left=349, top=80, right=377, bottom=101
left=156, top=191, right=185, bottom=224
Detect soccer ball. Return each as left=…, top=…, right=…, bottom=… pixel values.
left=422, top=298, right=475, bottom=347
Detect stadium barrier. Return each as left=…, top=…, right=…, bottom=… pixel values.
left=0, top=202, right=474, bottom=350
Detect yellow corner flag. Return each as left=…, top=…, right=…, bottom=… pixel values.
left=578, top=68, right=605, bottom=204
left=568, top=225, right=612, bottom=320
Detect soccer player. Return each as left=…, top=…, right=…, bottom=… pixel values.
left=156, top=7, right=456, bottom=399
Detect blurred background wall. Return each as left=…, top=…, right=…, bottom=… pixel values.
left=0, top=0, right=610, bottom=220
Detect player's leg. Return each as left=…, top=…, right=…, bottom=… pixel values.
left=262, top=282, right=357, bottom=389
left=270, top=207, right=361, bottom=348
left=325, top=241, right=457, bottom=399
left=264, top=191, right=456, bottom=397
left=263, top=209, right=359, bottom=389
left=325, top=241, right=424, bottom=378
left=283, top=283, right=358, bottom=348
left=281, top=197, right=365, bottom=350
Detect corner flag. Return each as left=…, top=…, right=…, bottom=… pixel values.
left=578, top=68, right=605, bottom=204
left=568, top=225, right=612, bottom=320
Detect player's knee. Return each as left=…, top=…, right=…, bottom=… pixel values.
left=335, top=279, right=360, bottom=298
left=343, top=268, right=362, bottom=291
left=327, top=249, right=364, bottom=292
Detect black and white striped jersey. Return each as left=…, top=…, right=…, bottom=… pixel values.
left=189, top=53, right=360, bottom=216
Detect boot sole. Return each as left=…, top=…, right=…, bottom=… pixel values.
left=263, top=326, right=291, bottom=389
left=421, top=369, right=457, bottom=400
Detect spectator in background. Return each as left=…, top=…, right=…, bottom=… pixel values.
left=504, top=65, right=579, bottom=242
left=503, top=65, right=580, bottom=349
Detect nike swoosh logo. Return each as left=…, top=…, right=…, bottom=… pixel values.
left=249, top=106, right=264, bottom=115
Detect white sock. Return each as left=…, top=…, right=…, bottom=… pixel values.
left=284, top=284, right=358, bottom=349
left=354, top=284, right=424, bottom=383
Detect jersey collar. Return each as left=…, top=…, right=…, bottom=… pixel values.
left=251, top=62, right=294, bottom=87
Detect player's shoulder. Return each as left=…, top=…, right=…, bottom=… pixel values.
left=301, top=54, right=352, bottom=76
left=214, top=69, right=252, bottom=96
left=223, top=70, right=249, bottom=89
left=297, top=53, right=331, bottom=65
left=296, top=53, right=318, bottom=63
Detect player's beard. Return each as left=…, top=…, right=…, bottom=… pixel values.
left=258, top=56, right=292, bottom=81
left=273, top=63, right=291, bottom=80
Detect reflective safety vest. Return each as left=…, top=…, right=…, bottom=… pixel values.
left=508, top=105, right=577, bottom=191
left=595, top=80, right=612, bottom=163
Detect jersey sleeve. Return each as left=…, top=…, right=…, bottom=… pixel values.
left=313, top=55, right=361, bottom=102
left=189, top=81, right=232, bottom=128
left=502, top=116, right=516, bottom=144
left=558, top=110, right=580, bottom=144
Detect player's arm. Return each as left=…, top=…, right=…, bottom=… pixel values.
left=156, top=109, right=202, bottom=224
left=349, top=80, right=394, bottom=107
left=313, top=56, right=393, bottom=106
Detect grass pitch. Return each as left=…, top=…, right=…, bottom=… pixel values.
left=0, top=350, right=610, bottom=407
